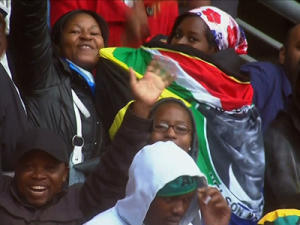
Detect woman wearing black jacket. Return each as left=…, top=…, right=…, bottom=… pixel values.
left=8, top=1, right=109, bottom=183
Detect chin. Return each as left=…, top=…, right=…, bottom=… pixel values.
left=75, top=56, right=98, bottom=70
left=28, top=199, right=49, bottom=208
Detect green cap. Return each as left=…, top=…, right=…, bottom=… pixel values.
left=157, top=176, right=199, bottom=197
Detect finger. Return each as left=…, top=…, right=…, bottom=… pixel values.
left=129, top=67, right=137, bottom=88
left=198, top=188, right=210, bottom=205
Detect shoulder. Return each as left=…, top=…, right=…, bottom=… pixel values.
left=264, top=111, right=296, bottom=155
left=84, top=207, right=124, bottom=225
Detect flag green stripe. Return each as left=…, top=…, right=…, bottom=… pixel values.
left=113, top=47, right=152, bottom=75
left=274, top=216, right=300, bottom=225
left=191, top=105, right=221, bottom=185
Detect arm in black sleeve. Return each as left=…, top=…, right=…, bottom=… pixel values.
left=264, top=125, right=300, bottom=211
left=8, top=0, right=56, bottom=92
left=80, top=109, right=152, bottom=220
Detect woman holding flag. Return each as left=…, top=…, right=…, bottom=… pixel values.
left=96, top=6, right=264, bottom=225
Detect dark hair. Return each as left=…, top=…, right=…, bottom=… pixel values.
left=51, top=9, right=109, bottom=48
left=167, top=13, right=217, bottom=51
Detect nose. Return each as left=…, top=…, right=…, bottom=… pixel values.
left=31, top=168, right=47, bottom=180
left=171, top=200, right=185, bottom=216
left=166, top=126, right=177, bottom=139
left=80, top=31, right=92, bottom=40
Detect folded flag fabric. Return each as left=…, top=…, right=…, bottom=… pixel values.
left=258, top=209, right=300, bottom=225
left=96, top=42, right=265, bottom=225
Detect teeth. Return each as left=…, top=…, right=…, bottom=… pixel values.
left=31, top=186, right=46, bottom=191
left=81, top=45, right=91, bottom=49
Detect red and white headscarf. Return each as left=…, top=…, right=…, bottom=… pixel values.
left=189, top=6, right=248, bottom=55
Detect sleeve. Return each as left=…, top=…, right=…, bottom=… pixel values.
left=79, top=109, right=152, bottom=220
left=8, top=0, right=56, bottom=92
left=264, top=125, right=300, bottom=210
left=240, top=62, right=274, bottom=112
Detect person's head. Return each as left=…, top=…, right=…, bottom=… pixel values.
left=144, top=176, right=198, bottom=225
left=149, top=98, right=197, bottom=160
left=114, top=141, right=207, bottom=225
left=51, top=10, right=109, bottom=71
left=14, top=128, right=69, bottom=207
left=168, top=6, right=247, bottom=55
left=279, top=24, right=300, bottom=85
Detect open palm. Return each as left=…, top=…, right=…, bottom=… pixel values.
left=129, top=60, right=176, bottom=107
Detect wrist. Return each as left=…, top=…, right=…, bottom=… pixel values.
left=131, top=100, right=152, bottom=119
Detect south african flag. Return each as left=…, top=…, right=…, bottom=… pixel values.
left=96, top=42, right=265, bottom=225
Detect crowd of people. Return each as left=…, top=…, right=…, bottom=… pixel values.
left=0, top=0, right=298, bottom=225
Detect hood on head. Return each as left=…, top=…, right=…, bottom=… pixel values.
left=116, top=141, right=207, bottom=225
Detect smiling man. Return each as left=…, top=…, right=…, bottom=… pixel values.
left=14, top=129, right=69, bottom=208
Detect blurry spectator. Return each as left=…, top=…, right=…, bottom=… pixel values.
left=0, top=2, right=28, bottom=171
left=240, top=24, right=300, bottom=132
left=49, top=0, right=179, bottom=47
left=263, top=50, right=300, bottom=212
left=85, top=141, right=231, bottom=225
left=8, top=0, right=111, bottom=184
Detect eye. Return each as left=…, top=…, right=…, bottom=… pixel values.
left=174, top=124, right=190, bottom=134
left=44, top=163, right=60, bottom=173
left=173, top=31, right=182, bottom=39
left=153, top=122, right=169, bottom=132
left=91, top=32, right=101, bottom=36
left=162, top=197, right=173, bottom=203
left=295, top=43, right=300, bottom=50
left=22, top=163, right=34, bottom=171
left=70, top=29, right=80, bottom=34
left=188, top=36, right=198, bottom=43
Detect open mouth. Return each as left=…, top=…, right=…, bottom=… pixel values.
left=79, top=44, right=93, bottom=50
left=28, top=185, right=48, bottom=196
left=165, top=218, right=181, bottom=225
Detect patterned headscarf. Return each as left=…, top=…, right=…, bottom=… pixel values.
left=189, top=6, right=248, bottom=55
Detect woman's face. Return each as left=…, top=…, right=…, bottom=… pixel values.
left=59, top=13, right=104, bottom=71
left=151, top=103, right=192, bottom=152
left=170, top=16, right=217, bottom=55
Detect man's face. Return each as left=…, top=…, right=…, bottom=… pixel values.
left=144, top=191, right=195, bottom=225
left=15, top=150, right=68, bottom=207
left=280, top=24, right=300, bottom=84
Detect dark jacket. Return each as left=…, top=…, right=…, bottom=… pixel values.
left=240, top=62, right=291, bottom=132
left=0, top=111, right=152, bottom=224
left=264, top=102, right=300, bottom=213
left=0, top=64, right=28, bottom=170
left=8, top=0, right=105, bottom=161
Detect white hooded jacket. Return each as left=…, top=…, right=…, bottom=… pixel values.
left=84, top=141, right=207, bottom=225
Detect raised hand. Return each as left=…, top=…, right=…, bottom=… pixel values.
left=122, top=0, right=149, bottom=47
left=198, top=187, right=231, bottom=225
left=130, top=59, right=176, bottom=118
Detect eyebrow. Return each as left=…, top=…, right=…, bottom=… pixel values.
left=69, top=24, right=100, bottom=30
